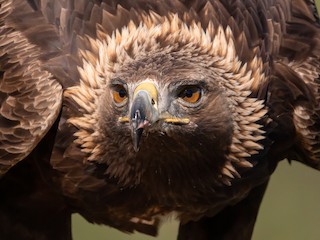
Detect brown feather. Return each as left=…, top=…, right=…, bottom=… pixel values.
left=0, top=0, right=319, bottom=239
left=0, top=0, right=62, bottom=176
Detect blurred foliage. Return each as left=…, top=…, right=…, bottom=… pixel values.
left=73, top=2, right=320, bottom=239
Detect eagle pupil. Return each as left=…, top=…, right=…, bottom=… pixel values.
left=185, top=89, right=194, bottom=98
left=118, top=89, right=126, bottom=98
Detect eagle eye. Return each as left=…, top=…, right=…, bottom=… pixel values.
left=112, top=85, right=128, bottom=104
left=179, top=86, right=202, bottom=104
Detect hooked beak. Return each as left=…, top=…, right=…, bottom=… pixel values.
left=130, top=82, right=158, bottom=152
left=118, top=81, right=191, bottom=152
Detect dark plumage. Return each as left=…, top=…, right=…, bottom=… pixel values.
left=0, top=0, right=319, bottom=239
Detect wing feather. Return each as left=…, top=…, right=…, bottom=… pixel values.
left=0, top=0, right=63, bottom=175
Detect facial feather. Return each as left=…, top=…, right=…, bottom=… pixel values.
left=64, top=13, right=268, bottom=188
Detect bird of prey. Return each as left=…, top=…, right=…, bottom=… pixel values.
left=0, top=0, right=319, bottom=239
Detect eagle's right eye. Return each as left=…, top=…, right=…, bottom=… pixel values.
left=112, top=85, right=128, bottom=104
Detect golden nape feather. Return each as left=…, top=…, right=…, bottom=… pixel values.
left=0, top=0, right=319, bottom=239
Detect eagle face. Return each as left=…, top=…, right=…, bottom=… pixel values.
left=99, top=54, right=234, bottom=188
left=65, top=14, right=267, bottom=194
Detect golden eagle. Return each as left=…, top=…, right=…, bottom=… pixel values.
left=0, top=0, right=319, bottom=239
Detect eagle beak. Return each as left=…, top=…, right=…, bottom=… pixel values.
left=130, top=82, right=158, bottom=152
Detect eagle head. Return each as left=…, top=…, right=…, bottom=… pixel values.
left=64, top=13, right=268, bottom=195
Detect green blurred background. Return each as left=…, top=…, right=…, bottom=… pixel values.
left=72, top=2, right=320, bottom=239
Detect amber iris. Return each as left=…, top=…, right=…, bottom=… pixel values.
left=179, top=86, right=202, bottom=103
left=112, top=85, right=127, bottom=104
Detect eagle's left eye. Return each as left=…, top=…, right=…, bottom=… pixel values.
left=179, top=86, right=202, bottom=104
left=112, top=85, right=128, bottom=104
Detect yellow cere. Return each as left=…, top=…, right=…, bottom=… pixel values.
left=134, top=81, right=158, bottom=104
